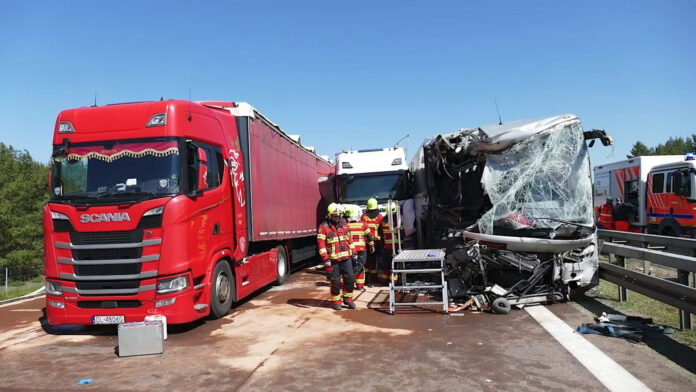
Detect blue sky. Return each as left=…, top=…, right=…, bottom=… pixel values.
left=1, top=1, right=694, bottom=166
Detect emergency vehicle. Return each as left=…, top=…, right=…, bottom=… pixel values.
left=44, top=100, right=333, bottom=325
left=593, top=154, right=696, bottom=235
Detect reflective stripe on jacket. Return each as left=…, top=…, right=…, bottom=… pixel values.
left=598, top=203, right=614, bottom=229
left=380, top=219, right=402, bottom=250
left=317, top=221, right=354, bottom=262
left=361, top=213, right=383, bottom=240
left=347, top=221, right=373, bottom=253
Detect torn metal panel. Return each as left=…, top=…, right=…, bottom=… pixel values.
left=414, top=114, right=612, bottom=308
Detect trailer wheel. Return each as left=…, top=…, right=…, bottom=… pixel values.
left=275, top=246, right=289, bottom=285
left=491, top=297, right=511, bottom=314
left=210, top=260, right=234, bottom=319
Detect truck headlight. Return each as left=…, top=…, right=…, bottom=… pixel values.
left=157, top=276, right=188, bottom=294
left=48, top=300, right=65, bottom=309
left=46, top=281, right=63, bottom=296
left=50, top=211, right=69, bottom=220
left=144, top=206, right=164, bottom=216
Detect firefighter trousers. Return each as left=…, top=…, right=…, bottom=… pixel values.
left=379, top=250, right=398, bottom=286
left=330, top=258, right=354, bottom=305
left=353, top=251, right=367, bottom=289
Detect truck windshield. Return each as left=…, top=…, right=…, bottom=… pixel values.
left=337, top=173, right=408, bottom=203
left=50, top=139, right=181, bottom=203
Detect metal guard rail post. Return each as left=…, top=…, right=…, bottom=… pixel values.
left=598, top=229, right=696, bottom=330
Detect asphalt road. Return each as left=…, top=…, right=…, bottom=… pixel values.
left=0, top=267, right=695, bottom=391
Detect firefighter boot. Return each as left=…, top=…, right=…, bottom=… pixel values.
left=332, top=303, right=342, bottom=311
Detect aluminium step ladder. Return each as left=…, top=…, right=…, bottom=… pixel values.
left=389, top=249, right=448, bottom=314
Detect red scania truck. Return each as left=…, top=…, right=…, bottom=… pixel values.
left=44, top=100, right=333, bottom=325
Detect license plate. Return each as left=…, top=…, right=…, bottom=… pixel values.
left=92, top=315, right=125, bottom=325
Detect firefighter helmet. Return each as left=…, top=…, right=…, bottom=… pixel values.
left=327, top=203, right=340, bottom=216
left=387, top=201, right=398, bottom=214
left=367, top=197, right=378, bottom=210
left=343, top=205, right=361, bottom=222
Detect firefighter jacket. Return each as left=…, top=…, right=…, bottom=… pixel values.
left=381, top=217, right=403, bottom=251
left=346, top=221, right=374, bottom=253
left=598, top=203, right=614, bottom=229
left=317, top=221, right=354, bottom=263
left=361, top=211, right=383, bottom=241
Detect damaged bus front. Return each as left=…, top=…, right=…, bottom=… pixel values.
left=412, top=114, right=612, bottom=307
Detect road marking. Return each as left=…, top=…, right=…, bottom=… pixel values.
left=525, top=305, right=652, bottom=392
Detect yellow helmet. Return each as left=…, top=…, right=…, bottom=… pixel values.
left=387, top=201, right=398, bottom=214
left=327, top=203, right=340, bottom=216
left=367, top=198, right=378, bottom=210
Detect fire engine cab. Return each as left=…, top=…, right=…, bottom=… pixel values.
left=646, top=153, right=696, bottom=236
left=593, top=154, right=696, bottom=236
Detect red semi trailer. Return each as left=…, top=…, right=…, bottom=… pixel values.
left=44, top=100, right=333, bottom=325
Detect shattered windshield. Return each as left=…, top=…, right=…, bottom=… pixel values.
left=336, top=172, right=409, bottom=203
left=50, top=139, right=181, bottom=202
left=479, top=120, right=594, bottom=234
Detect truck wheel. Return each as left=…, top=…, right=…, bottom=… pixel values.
left=491, top=297, right=511, bottom=314
left=210, top=260, right=234, bottom=319
left=275, top=246, right=289, bottom=285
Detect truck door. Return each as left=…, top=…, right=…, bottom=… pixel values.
left=185, top=141, right=232, bottom=280
left=670, top=167, right=695, bottom=235
left=647, top=171, right=667, bottom=231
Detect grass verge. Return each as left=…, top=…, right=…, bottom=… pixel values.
left=0, top=281, right=44, bottom=301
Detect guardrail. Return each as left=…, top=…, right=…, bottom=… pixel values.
left=597, top=229, right=696, bottom=330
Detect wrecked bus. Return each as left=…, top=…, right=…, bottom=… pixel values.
left=411, top=114, right=612, bottom=307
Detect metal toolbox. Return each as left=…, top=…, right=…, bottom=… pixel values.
left=117, top=320, right=164, bottom=357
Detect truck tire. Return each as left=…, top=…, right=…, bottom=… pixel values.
left=210, top=260, right=234, bottom=319
left=275, top=246, right=289, bottom=285
left=491, top=297, right=511, bottom=314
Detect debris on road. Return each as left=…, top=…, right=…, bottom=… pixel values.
left=576, top=312, right=676, bottom=343
left=77, top=379, right=93, bottom=385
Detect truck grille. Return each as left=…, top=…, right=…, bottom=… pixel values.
left=72, top=247, right=142, bottom=261
left=71, top=229, right=142, bottom=245
left=74, top=264, right=141, bottom=276
left=59, top=227, right=158, bottom=295
left=77, top=300, right=141, bottom=308
left=75, top=280, right=141, bottom=291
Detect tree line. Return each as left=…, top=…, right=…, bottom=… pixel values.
left=0, top=143, right=48, bottom=279
left=628, top=134, right=696, bottom=158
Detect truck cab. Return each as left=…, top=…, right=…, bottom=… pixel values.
left=334, top=147, right=410, bottom=208
left=646, top=154, right=696, bottom=236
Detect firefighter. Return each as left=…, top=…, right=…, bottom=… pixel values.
left=612, top=196, right=633, bottom=232
left=344, top=205, right=374, bottom=290
left=379, top=202, right=402, bottom=285
left=597, top=196, right=615, bottom=230
left=317, top=203, right=357, bottom=310
left=361, top=197, right=383, bottom=284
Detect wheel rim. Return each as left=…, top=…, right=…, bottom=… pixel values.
left=277, top=251, right=286, bottom=278
left=216, top=272, right=230, bottom=303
